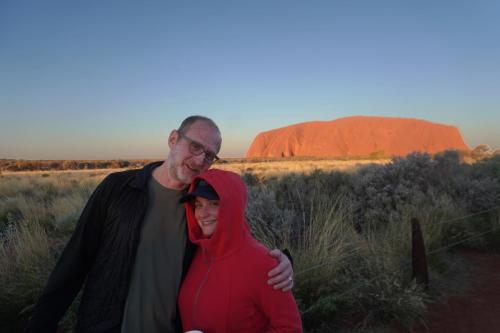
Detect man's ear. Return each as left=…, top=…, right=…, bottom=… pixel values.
left=168, top=130, right=178, bottom=149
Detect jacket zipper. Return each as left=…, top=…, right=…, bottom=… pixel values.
left=193, top=247, right=213, bottom=328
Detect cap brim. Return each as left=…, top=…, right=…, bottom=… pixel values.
left=180, top=193, right=196, bottom=203
left=180, top=190, right=219, bottom=203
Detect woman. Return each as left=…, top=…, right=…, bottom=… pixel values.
left=178, top=169, right=302, bottom=333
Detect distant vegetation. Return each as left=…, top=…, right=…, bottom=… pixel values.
left=471, top=144, right=500, bottom=160
left=0, top=159, right=152, bottom=172
left=3, top=145, right=495, bottom=173
left=1, top=151, right=499, bottom=332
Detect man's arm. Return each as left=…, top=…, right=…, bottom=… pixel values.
left=25, top=176, right=110, bottom=332
left=267, top=249, right=294, bottom=292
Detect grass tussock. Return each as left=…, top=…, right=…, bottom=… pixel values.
left=0, top=223, right=52, bottom=317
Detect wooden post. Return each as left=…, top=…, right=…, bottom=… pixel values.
left=411, top=218, right=429, bottom=288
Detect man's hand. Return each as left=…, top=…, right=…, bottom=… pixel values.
left=267, top=248, right=293, bottom=291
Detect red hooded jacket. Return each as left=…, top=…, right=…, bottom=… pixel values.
left=178, top=169, right=302, bottom=333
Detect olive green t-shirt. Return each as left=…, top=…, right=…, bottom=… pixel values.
left=121, top=176, right=187, bottom=333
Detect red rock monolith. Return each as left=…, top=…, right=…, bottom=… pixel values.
left=246, top=116, right=469, bottom=158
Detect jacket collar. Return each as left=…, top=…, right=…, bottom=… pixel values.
left=130, top=161, right=164, bottom=191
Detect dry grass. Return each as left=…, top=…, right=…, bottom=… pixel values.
left=1, top=158, right=390, bottom=178
left=0, top=168, right=123, bottom=176
left=216, top=158, right=391, bottom=176
left=2, top=154, right=497, bottom=332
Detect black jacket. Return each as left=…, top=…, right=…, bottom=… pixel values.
left=25, top=162, right=195, bottom=333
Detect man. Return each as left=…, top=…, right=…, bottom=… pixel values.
left=25, top=116, right=293, bottom=333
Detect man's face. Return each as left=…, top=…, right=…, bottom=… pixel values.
left=167, top=120, right=221, bottom=187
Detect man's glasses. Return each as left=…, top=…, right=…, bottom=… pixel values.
left=178, top=132, right=220, bottom=164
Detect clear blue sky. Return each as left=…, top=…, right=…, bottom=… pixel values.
left=1, top=0, right=499, bottom=159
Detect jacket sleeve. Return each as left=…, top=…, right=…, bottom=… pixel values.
left=256, top=258, right=303, bottom=333
left=25, top=175, right=112, bottom=333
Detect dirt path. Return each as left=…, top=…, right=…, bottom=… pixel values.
left=395, top=251, right=500, bottom=332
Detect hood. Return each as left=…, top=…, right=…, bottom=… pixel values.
left=183, top=169, right=251, bottom=258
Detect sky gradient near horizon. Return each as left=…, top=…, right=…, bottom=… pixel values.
left=1, top=0, right=499, bottom=159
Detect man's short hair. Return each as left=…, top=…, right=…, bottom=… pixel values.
left=177, top=115, right=222, bottom=151
left=178, top=115, right=220, bottom=136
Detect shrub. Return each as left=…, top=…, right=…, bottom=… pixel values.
left=471, top=144, right=491, bottom=160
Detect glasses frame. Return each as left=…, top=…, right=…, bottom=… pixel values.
left=177, top=131, right=220, bottom=164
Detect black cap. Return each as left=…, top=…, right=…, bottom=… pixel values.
left=180, top=180, right=219, bottom=203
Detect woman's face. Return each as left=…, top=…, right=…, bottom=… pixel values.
left=194, top=197, right=220, bottom=237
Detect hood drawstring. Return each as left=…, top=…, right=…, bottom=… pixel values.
left=202, top=247, right=211, bottom=265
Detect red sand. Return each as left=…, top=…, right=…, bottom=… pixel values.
left=246, top=116, right=469, bottom=158
left=393, top=251, right=500, bottom=333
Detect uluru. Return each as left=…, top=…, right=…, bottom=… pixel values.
left=246, top=116, right=470, bottom=158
